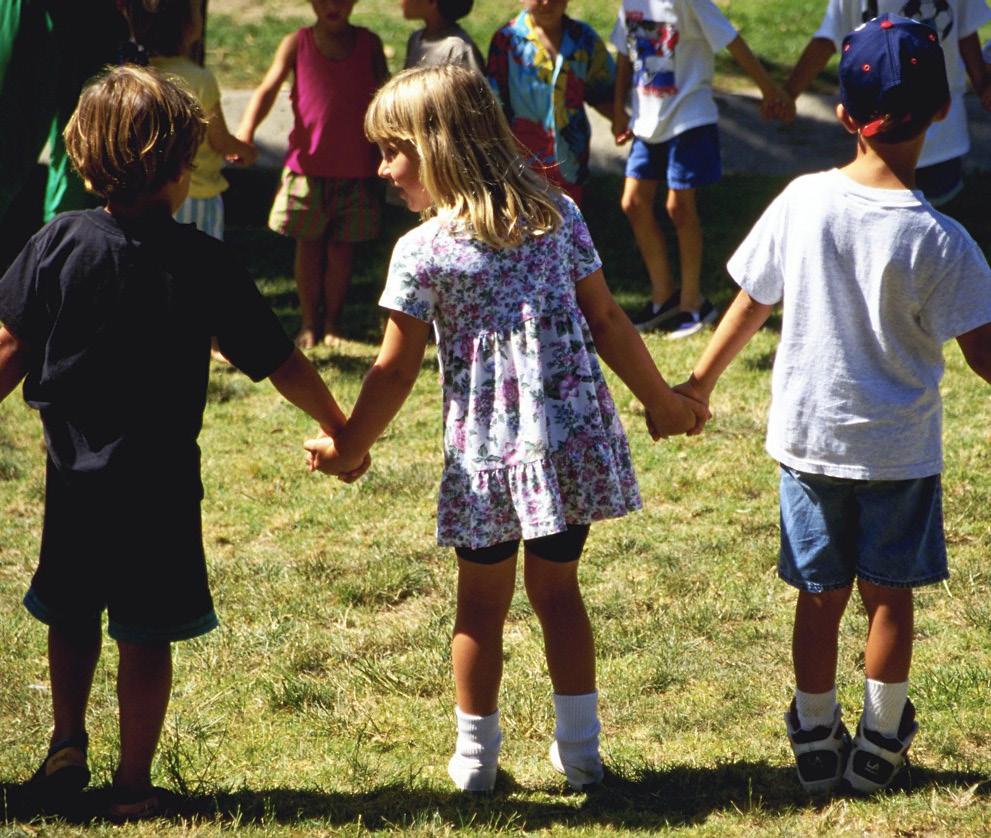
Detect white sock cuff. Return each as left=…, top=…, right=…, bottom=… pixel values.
left=794, top=687, right=838, bottom=730
left=552, top=691, right=601, bottom=742
left=454, top=706, right=501, bottom=759
left=863, top=679, right=908, bottom=738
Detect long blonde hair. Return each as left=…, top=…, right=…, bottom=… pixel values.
left=364, top=65, right=563, bottom=249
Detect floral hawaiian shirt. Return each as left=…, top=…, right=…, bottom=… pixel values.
left=486, top=13, right=615, bottom=193
left=379, top=198, right=642, bottom=549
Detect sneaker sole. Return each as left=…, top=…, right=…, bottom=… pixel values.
left=634, top=311, right=680, bottom=333
left=663, top=307, right=718, bottom=341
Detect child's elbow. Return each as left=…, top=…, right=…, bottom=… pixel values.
left=958, top=325, right=991, bottom=383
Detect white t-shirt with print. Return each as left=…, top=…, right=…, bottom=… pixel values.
left=610, top=0, right=737, bottom=144
left=815, top=0, right=991, bottom=167
left=728, top=169, right=991, bottom=481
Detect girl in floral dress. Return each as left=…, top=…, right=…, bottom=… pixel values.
left=305, top=65, right=705, bottom=793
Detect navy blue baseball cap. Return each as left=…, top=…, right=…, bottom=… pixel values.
left=839, top=13, right=949, bottom=138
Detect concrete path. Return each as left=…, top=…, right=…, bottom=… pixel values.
left=222, top=86, right=991, bottom=177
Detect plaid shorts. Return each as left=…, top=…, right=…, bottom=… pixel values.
left=268, top=169, right=382, bottom=242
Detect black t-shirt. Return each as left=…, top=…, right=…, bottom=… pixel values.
left=0, top=209, right=293, bottom=492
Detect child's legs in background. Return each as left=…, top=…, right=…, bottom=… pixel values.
left=621, top=173, right=675, bottom=308
left=47, top=620, right=101, bottom=745
left=114, top=641, right=171, bottom=792
left=665, top=187, right=702, bottom=312
left=294, top=238, right=325, bottom=348
left=321, top=240, right=354, bottom=341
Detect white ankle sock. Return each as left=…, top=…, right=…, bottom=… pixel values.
left=552, top=692, right=602, bottom=783
left=794, top=687, right=838, bottom=730
left=862, top=678, right=908, bottom=738
left=447, top=707, right=501, bottom=791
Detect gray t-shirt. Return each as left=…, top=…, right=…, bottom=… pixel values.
left=403, top=25, right=483, bottom=73
left=728, top=169, right=991, bottom=480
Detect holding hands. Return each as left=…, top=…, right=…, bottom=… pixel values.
left=644, top=389, right=710, bottom=440
left=304, top=432, right=371, bottom=483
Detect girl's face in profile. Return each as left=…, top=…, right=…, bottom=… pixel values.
left=377, top=142, right=433, bottom=212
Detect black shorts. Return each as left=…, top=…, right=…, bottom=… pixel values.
left=455, top=524, right=590, bottom=565
left=23, top=458, right=218, bottom=644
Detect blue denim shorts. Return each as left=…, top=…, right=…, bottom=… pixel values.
left=624, top=123, right=722, bottom=189
left=778, top=465, right=948, bottom=593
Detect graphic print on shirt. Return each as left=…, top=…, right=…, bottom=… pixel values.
left=900, top=0, right=954, bottom=40
left=623, top=11, right=680, bottom=97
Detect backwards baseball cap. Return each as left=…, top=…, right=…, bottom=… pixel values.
left=839, top=13, right=949, bottom=139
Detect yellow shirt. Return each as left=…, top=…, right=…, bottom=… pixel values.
left=151, top=56, right=228, bottom=199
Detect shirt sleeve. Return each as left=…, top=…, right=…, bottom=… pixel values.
left=199, top=66, right=221, bottom=113
left=486, top=26, right=513, bottom=117
left=0, top=237, right=47, bottom=346
left=957, top=0, right=991, bottom=39
left=919, top=236, right=991, bottom=344
left=813, top=0, right=848, bottom=49
left=584, top=29, right=617, bottom=106
left=726, top=190, right=789, bottom=305
left=563, top=198, right=603, bottom=282
left=691, top=0, right=739, bottom=53
left=378, top=229, right=439, bottom=323
left=610, top=7, right=629, bottom=57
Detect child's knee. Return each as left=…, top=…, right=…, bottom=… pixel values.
left=620, top=185, right=653, bottom=220
left=665, top=191, right=698, bottom=228
left=858, top=578, right=913, bottom=615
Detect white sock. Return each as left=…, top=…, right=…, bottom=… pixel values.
left=862, top=678, right=908, bottom=738
left=552, top=692, right=602, bottom=779
left=794, top=687, right=838, bottom=730
left=447, top=707, right=501, bottom=791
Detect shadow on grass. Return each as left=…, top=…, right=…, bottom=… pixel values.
left=3, top=761, right=989, bottom=829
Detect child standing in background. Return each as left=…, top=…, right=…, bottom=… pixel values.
left=612, top=0, right=793, bottom=338
left=402, top=0, right=484, bottom=72
left=146, top=0, right=257, bottom=240
left=238, top=0, right=388, bottom=349
left=306, top=66, right=705, bottom=793
left=487, top=0, right=615, bottom=206
left=677, top=16, right=991, bottom=795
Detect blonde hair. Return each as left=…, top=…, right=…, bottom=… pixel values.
left=64, top=64, right=206, bottom=204
left=364, top=65, right=563, bottom=249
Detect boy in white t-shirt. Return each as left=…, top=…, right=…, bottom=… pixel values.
left=678, top=14, right=991, bottom=794
left=611, top=0, right=793, bottom=338
left=784, top=0, right=991, bottom=206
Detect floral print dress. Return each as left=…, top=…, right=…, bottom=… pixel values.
left=380, top=198, right=641, bottom=549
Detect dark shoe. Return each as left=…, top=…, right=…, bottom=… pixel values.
left=28, top=733, right=90, bottom=804
left=844, top=699, right=917, bottom=794
left=662, top=298, right=718, bottom=340
left=631, top=291, right=680, bottom=332
left=107, top=785, right=173, bottom=822
left=784, top=701, right=849, bottom=794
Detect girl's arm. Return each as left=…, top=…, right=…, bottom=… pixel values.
left=206, top=105, right=258, bottom=165
left=725, top=34, right=795, bottom=122
left=268, top=347, right=348, bottom=436
left=959, top=33, right=990, bottom=111
left=677, top=289, right=773, bottom=417
left=783, top=37, right=836, bottom=101
left=0, top=325, right=29, bottom=403
left=305, top=311, right=430, bottom=474
left=236, top=31, right=297, bottom=143
left=575, top=269, right=705, bottom=438
left=957, top=321, right=991, bottom=384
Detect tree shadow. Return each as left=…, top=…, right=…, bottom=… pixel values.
left=3, top=759, right=988, bottom=829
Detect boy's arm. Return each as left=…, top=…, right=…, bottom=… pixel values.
left=957, top=321, right=991, bottom=384
left=678, top=289, right=773, bottom=412
left=268, top=347, right=348, bottom=436
left=575, top=269, right=707, bottom=438
left=959, top=33, right=991, bottom=111
left=783, top=37, right=836, bottom=101
left=613, top=53, right=633, bottom=144
left=725, top=34, right=795, bottom=122
left=206, top=105, right=258, bottom=165
left=305, top=311, right=430, bottom=473
left=0, top=325, right=29, bottom=402
left=236, top=32, right=297, bottom=143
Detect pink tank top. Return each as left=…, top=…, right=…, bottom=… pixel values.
left=285, top=26, right=379, bottom=179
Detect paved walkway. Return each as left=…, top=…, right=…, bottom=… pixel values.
left=222, top=86, right=991, bottom=177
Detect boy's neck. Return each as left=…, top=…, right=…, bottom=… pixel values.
left=420, top=9, right=451, bottom=38
left=105, top=199, right=173, bottom=224
left=840, top=133, right=925, bottom=192
left=527, top=12, right=566, bottom=52
left=313, top=21, right=356, bottom=51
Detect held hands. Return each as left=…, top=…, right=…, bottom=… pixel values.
left=760, top=85, right=797, bottom=123
left=226, top=142, right=258, bottom=167
left=671, top=376, right=711, bottom=436
left=613, top=112, right=633, bottom=145
left=644, top=389, right=711, bottom=440
left=303, top=433, right=371, bottom=483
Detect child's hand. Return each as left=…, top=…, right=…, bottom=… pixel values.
left=760, top=86, right=796, bottom=123
left=672, top=378, right=711, bottom=436
left=227, top=142, right=258, bottom=167
left=645, top=392, right=709, bottom=440
left=303, top=435, right=370, bottom=481
left=613, top=112, right=633, bottom=145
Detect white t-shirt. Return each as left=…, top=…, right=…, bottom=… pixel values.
left=728, top=169, right=991, bottom=481
left=610, top=0, right=737, bottom=143
left=814, top=0, right=991, bottom=167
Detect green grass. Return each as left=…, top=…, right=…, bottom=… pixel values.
left=2, top=170, right=991, bottom=834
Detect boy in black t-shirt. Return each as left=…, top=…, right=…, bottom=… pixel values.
left=0, top=65, right=362, bottom=820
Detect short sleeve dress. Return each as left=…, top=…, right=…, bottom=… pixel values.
left=379, top=198, right=642, bottom=549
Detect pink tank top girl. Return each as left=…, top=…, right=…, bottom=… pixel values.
left=285, top=26, right=379, bottom=179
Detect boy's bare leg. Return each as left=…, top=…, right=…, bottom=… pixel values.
left=859, top=580, right=913, bottom=683
left=621, top=177, right=676, bottom=306
left=321, top=240, right=354, bottom=343
left=48, top=624, right=101, bottom=746
left=293, top=239, right=324, bottom=349
left=792, top=586, right=852, bottom=693
left=523, top=554, right=595, bottom=695
left=115, top=641, right=171, bottom=792
left=451, top=557, right=516, bottom=716
left=666, top=187, right=703, bottom=312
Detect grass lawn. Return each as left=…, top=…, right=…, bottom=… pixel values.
left=2, top=0, right=991, bottom=834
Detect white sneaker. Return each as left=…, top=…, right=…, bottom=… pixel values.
left=784, top=701, right=850, bottom=794
left=549, top=740, right=603, bottom=790
left=844, top=699, right=917, bottom=794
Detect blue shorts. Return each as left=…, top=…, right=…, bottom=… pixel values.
left=916, top=156, right=963, bottom=207
left=624, top=123, right=722, bottom=189
left=778, top=465, right=948, bottom=593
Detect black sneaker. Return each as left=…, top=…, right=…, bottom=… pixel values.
left=784, top=701, right=850, bottom=794
left=28, top=732, right=90, bottom=806
left=844, top=699, right=917, bottom=794
left=661, top=298, right=718, bottom=340
left=631, top=291, right=680, bottom=332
